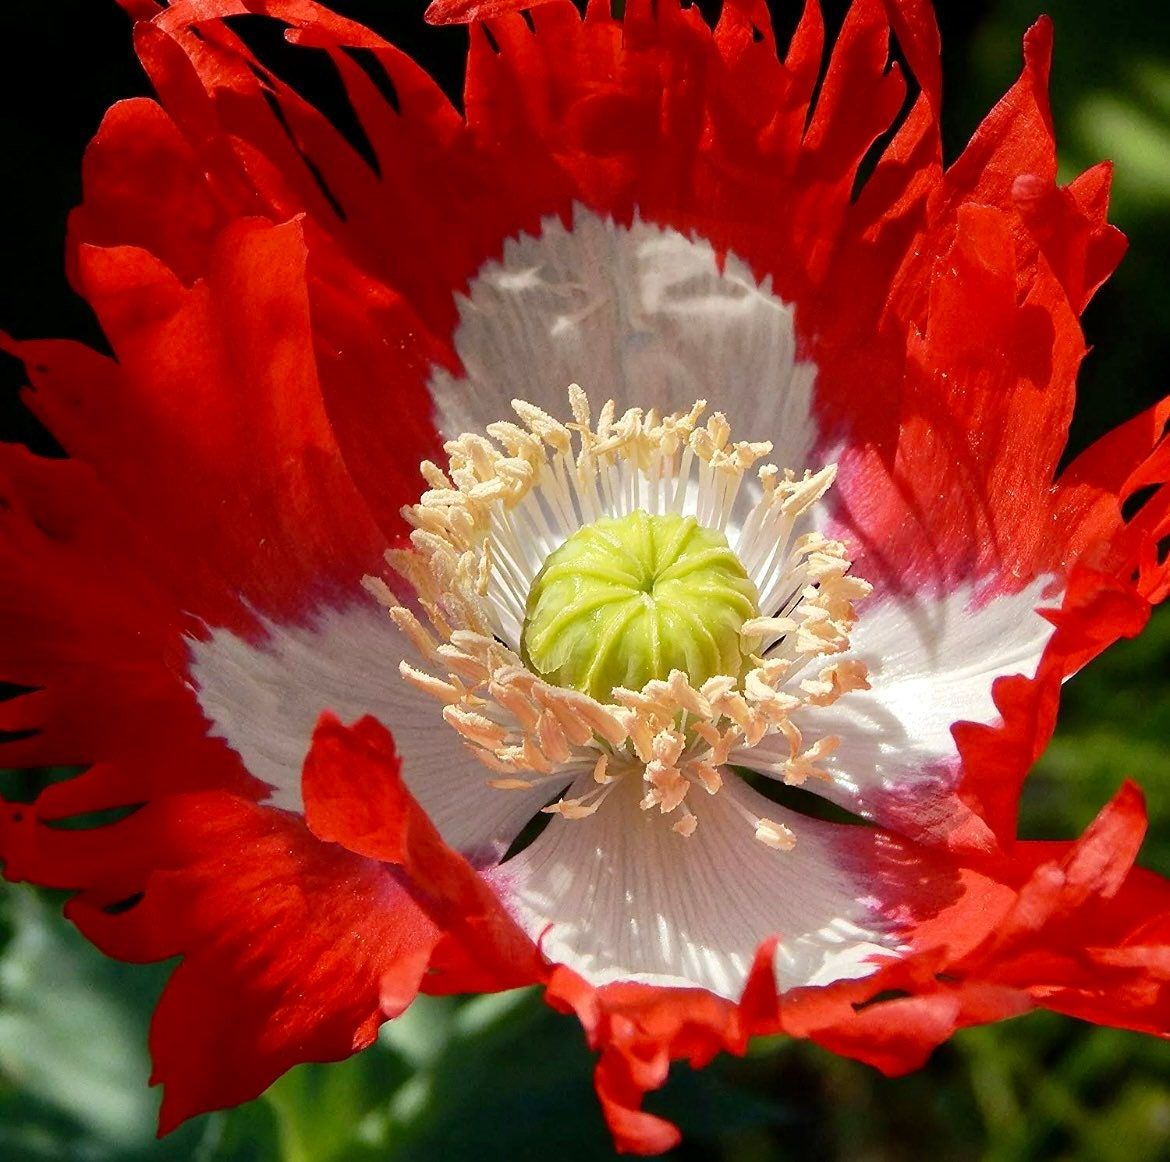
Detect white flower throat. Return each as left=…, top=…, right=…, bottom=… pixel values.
left=366, top=386, right=871, bottom=849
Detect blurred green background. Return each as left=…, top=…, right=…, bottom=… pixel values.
left=1, top=1, right=1169, bottom=1158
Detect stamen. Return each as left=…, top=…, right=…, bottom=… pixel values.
left=365, top=387, right=871, bottom=851
left=755, top=817, right=798, bottom=852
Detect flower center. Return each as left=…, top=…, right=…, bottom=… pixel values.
left=521, top=511, right=759, bottom=703
left=364, top=386, right=872, bottom=848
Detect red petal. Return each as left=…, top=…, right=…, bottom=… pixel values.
left=880, top=0, right=940, bottom=110
left=828, top=192, right=1086, bottom=593
left=304, top=245, right=447, bottom=542
left=1013, top=165, right=1128, bottom=315
left=1056, top=393, right=1170, bottom=604
left=0, top=447, right=267, bottom=899
left=129, top=792, right=440, bottom=1131
left=1, top=217, right=432, bottom=1023
left=784, top=786, right=1170, bottom=1067
left=67, top=98, right=224, bottom=287
left=10, top=218, right=390, bottom=625
left=813, top=18, right=1136, bottom=616
left=544, top=943, right=779, bottom=1155
left=945, top=17, right=1056, bottom=206
left=950, top=785, right=1170, bottom=1036
left=302, top=713, right=546, bottom=993
left=426, top=0, right=563, bottom=22
left=130, top=0, right=493, bottom=335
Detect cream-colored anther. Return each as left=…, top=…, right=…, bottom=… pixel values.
left=755, top=818, right=797, bottom=851
left=366, top=387, right=871, bottom=852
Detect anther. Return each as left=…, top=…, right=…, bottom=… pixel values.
left=367, top=386, right=871, bottom=850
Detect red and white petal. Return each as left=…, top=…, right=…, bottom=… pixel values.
left=955, top=562, right=1153, bottom=848
left=428, top=208, right=817, bottom=469
left=189, top=603, right=555, bottom=863
left=1, top=217, right=417, bottom=825
left=784, top=784, right=1170, bottom=1068
left=817, top=26, right=1123, bottom=600
left=751, top=575, right=1059, bottom=846
left=488, top=773, right=957, bottom=1001
left=4, top=4, right=1169, bottom=1153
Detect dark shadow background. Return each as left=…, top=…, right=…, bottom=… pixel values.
left=1, top=2, right=1169, bottom=1160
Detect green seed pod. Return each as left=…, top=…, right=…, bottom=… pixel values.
left=521, top=511, right=759, bottom=703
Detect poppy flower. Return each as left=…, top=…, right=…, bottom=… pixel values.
left=2, top=0, right=1170, bottom=1154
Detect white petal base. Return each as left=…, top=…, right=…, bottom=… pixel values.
left=429, top=205, right=818, bottom=472
left=755, top=575, right=1060, bottom=833
left=488, top=773, right=904, bottom=1001
left=188, top=602, right=553, bottom=864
